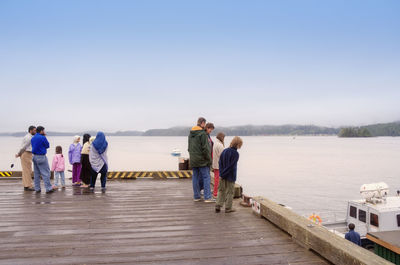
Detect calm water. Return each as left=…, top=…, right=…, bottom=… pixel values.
left=1, top=136, right=399, bottom=215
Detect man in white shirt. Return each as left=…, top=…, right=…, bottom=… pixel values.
left=15, top=126, right=36, bottom=191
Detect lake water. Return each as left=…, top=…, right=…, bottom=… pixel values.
left=1, top=136, right=399, bottom=216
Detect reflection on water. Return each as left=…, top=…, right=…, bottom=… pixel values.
left=2, top=136, right=400, bottom=215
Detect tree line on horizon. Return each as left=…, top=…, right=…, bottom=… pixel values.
left=2, top=121, right=400, bottom=137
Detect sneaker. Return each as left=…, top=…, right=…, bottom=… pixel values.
left=193, top=198, right=201, bottom=202
left=61, top=186, right=66, bottom=189
left=225, top=208, right=236, bottom=213
left=35, top=190, right=41, bottom=193
left=24, top=187, right=35, bottom=191
left=204, top=198, right=216, bottom=203
left=101, top=187, right=106, bottom=193
left=46, top=190, right=54, bottom=194
left=215, top=205, right=221, bottom=213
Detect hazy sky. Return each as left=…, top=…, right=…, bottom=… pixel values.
left=1, top=0, right=399, bottom=132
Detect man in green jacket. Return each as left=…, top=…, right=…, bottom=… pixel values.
left=188, top=117, right=214, bottom=202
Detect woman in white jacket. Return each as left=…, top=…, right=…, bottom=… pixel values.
left=212, top=132, right=225, bottom=198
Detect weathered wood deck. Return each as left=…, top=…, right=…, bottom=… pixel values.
left=0, top=179, right=328, bottom=265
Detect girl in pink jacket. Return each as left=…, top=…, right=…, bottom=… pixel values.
left=51, top=146, right=66, bottom=188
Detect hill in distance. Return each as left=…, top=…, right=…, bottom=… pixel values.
left=1, top=121, right=399, bottom=137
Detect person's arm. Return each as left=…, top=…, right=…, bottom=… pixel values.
left=16, top=136, right=30, bottom=157
left=345, top=233, right=350, bottom=241
left=68, top=145, right=73, bottom=164
left=43, top=136, right=50, bottom=149
left=201, top=133, right=211, bottom=163
left=213, top=143, right=222, bottom=160
left=51, top=156, right=57, bottom=171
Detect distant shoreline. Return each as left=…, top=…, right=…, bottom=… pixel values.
left=1, top=121, right=399, bottom=137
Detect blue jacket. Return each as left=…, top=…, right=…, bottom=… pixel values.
left=345, top=230, right=361, bottom=246
left=31, top=133, right=50, bottom=155
left=219, top=147, right=239, bottom=182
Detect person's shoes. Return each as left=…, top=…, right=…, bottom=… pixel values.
left=225, top=208, right=236, bottom=213
left=200, top=190, right=204, bottom=195
left=46, top=190, right=54, bottom=194
left=193, top=198, right=202, bottom=202
left=24, top=187, right=35, bottom=191
left=35, top=190, right=41, bottom=193
left=101, top=187, right=106, bottom=193
left=72, top=183, right=81, bottom=186
left=215, top=205, right=221, bottom=213
left=204, top=198, right=216, bottom=203
left=61, top=186, right=66, bottom=189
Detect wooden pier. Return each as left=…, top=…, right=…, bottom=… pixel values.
left=0, top=179, right=328, bottom=265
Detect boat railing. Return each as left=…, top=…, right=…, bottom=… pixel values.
left=302, top=211, right=346, bottom=225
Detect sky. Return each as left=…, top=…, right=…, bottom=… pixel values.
left=0, top=0, right=399, bottom=132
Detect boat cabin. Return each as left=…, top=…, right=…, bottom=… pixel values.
left=346, top=196, right=400, bottom=238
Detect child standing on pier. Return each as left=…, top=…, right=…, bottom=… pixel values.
left=215, top=136, right=243, bottom=213
left=69, top=136, right=82, bottom=186
left=51, top=146, right=66, bottom=188
left=212, top=132, right=225, bottom=198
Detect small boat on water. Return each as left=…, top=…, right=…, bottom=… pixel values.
left=170, top=148, right=182, bottom=157
left=315, top=182, right=400, bottom=250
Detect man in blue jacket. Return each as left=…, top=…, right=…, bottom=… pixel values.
left=31, top=126, right=54, bottom=193
left=215, top=136, right=243, bottom=213
left=345, top=223, right=361, bottom=246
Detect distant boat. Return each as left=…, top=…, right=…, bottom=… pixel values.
left=171, top=148, right=181, bottom=157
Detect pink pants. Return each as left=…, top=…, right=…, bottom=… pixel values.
left=72, top=163, right=82, bottom=183
left=213, top=169, right=220, bottom=197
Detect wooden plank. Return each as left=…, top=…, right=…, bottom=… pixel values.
left=0, top=179, right=328, bottom=265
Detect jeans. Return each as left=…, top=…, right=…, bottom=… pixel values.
left=192, top=166, right=211, bottom=200
left=54, top=171, right=65, bottom=187
left=90, top=164, right=107, bottom=188
left=33, top=155, right=53, bottom=192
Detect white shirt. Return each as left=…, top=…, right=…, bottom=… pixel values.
left=18, top=133, right=33, bottom=155
left=212, top=139, right=224, bottom=169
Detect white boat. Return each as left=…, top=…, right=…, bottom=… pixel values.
left=171, top=148, right=182, bottom=157
left=320, top=182, right=400, bottom=249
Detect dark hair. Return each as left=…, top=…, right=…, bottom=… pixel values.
left=197, top=117, right=206, bottom=126
left=36, top=126, right=45, bottom=134
left=205, top=123, right=215, bottom=130
left=348, top=223, right=355, bottom=230
left=83, top=134, right=91, bottom=144
left=216, top=132, right=225, bottom=145
left=28, top=126, right=36, bottom=132
left=55, top=146, right=62, bottom=154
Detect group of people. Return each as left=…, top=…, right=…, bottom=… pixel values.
left=15, top=118, right=241, bottom=213
left=16, top=126, right=109, bottom=193
left=188, top=117, right=243, bottom=213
